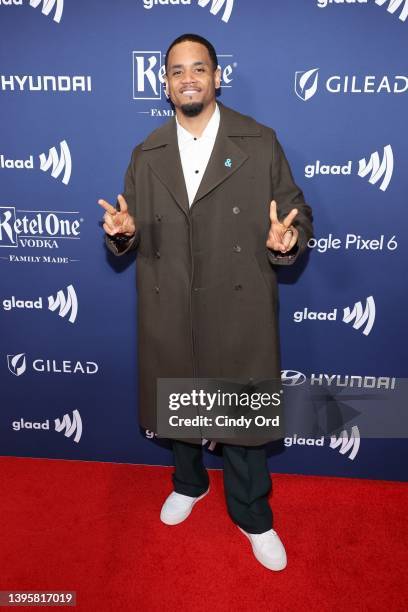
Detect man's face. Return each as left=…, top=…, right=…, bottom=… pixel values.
left=165, top=40, right=221, bottom=116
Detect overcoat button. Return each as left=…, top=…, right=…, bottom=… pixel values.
left=232, top=206, right=240, bottom=214
left=234, top=284, right=243, bottom=290
left=155, top=250, right=161, bottom=258
left=154, top=286, right=160, bottom=293
left=155, top=214, right=162, bottom=221
left=233, top=245, right=242, bottom=253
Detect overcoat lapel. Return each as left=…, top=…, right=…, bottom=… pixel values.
left=142, top=102, right=259, bottom=216
left=143, top=121, right=190, bottom=216
left=191, top=124, right=248, bottom=210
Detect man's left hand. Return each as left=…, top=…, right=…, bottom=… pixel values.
left=266, top=199, right=299, bottom=253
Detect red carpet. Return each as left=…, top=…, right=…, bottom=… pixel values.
left=0, top=457, right=407, bottom=611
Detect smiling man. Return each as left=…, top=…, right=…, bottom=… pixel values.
left=98, top=33, right=313, bottom=571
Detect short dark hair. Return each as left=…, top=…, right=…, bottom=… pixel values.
left=165, top=33, right=218, bottom=72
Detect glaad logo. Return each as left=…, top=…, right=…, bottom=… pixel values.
left=293, top=296, right=376, bottom=336
left=317, top=0, right=408, bottom=20
left=2, top=284, right=78, bottom=323
left=294, top=68, right=319, bottom=101
left=7, top=353, right=26, bottom=376
left=375, top=0, right=408, bottom=21
left=197, top=0, right=234, bottom=22
left=330, top=426, right=360, bottom=460
left=284, top=429, right=360, bottom=461
left=317, top=0, right=368, bottom=6
left=295, top=68, right=407, bottom=100
left=201, top=438, right=217, bottom=450
left=1, top=140, right=72, bottom=185
left=132, top=51, right=237, bottom=106
left=55, top=410, right=82, bottom=443
left=39, top=140, right=71, bottom=185
left=29, top=0, right=64, bottom=23
left=7, top=352, right=98, bottom=376
left=142, top=0, right=234, bottom=23
left=342, top=296, right=375, bottom=336
left=358, top=145, right=394, bottom=191
left=12, top=410, right=82, bottom=443
left=304, top=145, right=394, bottom=192
left=48, top=285, right=78, bottom=323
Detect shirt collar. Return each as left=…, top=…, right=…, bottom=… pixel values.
left=176, top=103, right=220, bottom=145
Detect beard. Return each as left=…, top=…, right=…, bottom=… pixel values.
left=180, top=102, right=204, bottom=117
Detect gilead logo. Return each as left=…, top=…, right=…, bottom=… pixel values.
left=295, top=68, right=408, bottom=101
left=7, top=352, right=98, bottom=376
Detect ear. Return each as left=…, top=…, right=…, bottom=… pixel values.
left=163, top=75, right=169, bottom=98
left=214, top=66, right=222, bottom=90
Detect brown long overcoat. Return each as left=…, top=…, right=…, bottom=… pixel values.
left=105, top=102, right=313, bottom=446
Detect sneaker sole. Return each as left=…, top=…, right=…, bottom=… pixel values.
left=160, top=487, right=210, bottom=526
left=237, top=526, right=287, bottom=571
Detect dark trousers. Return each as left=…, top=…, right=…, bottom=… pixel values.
left=172, top=440, right=273, bottom=534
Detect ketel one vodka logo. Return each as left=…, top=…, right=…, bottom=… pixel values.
left=7, top=352, right=98, bottom=376
left=2, top=284, right=78, bottom=323
left=0, top=0, right=64, bottom=23
left=293, top=296, right=376, bottom=336
left=295, top=68, right=408, bottom=100
left=304, top=145, right=394, bottom=192
left=0, top=140, right=72, bottom=185
left=0, top=207, right=82, bottom=253
left=12, top=409, right=83, bottom=444
left=132, top=51, right=237, bottom=102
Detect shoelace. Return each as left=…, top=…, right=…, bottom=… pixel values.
left=251, top=529, right=280, bottom=550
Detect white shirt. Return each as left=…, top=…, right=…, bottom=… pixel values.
left=176, top=103, right=220, bottom=207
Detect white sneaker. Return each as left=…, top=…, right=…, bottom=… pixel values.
left=160, top=488, right=210, bottom=525
left=238, top=526, right=287, bottom=571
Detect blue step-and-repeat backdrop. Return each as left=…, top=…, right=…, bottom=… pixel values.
left=1, top=0, right=407, bottom=481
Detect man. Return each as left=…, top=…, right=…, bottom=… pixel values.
left=98, top=34, right=313, bottom=571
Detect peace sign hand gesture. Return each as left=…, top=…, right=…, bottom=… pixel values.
left=266, top=200, right=299, bottom=253
left=98, top=194, right=136, bottom=237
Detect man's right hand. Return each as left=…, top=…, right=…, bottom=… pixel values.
left=98, top=194, right=136, bottom=237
